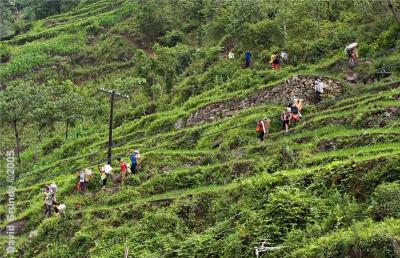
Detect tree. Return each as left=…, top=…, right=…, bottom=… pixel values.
left=136, top=0, right=173, bottom=41
left=246, top=19, right=284, bottom=49
left=388, top=0, right=400, bottom=26
left=54, top=80, right=87, bottom=140
left=0, top=0, right=15, bottom=37
left=0, top=80, right=36, bottom=163
left=154, top=43, right=193, bottom=93
left=34, top=80, right=87, bottom=140
left=14, top=0, right=79, bottom=21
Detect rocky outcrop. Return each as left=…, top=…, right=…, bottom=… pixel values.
left=185, top=75, right=342, bottom=127
left=0, top=218, right=28, bottom=236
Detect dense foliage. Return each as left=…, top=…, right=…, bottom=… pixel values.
left=1, top=0, right=400, bottom=257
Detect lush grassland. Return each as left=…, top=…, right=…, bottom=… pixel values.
left=1, top=0, right=400, bottom=257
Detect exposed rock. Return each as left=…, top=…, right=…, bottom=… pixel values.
left=344, top=72, right=359, bottom=82
left=231, top=161, right=252, bottom=178
left=232, top=150, right=245, bottom=159
left=149, top=198, right=173, bottom=208
left=87, top=36, right=97, bottom=45
left=360, top=107, right=400, bottom=128
left=317, top=140, right=337, bottom=151
left=174, top=118, right=185, bottom=129
left=185, top=75, right=342, bottom=127
left=28, top=230, right=39, bottom=239
left=393, top=239, right=400, bottom=257
left=0, top=218, right=28, bottom=236
left=211, top=138, right=222, bottom=149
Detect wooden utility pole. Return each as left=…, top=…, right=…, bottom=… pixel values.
left=124, top=245, right=129, bottom=258
left=100, top=88, right=128, bottom=165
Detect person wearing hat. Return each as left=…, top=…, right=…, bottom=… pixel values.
left=43, top=184, right=57, bottom=217
left=135, top=150, right=142, bottom=171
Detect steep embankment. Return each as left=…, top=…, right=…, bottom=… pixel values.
left=1, top=0, right=400, bottom=257
left=1, top=79, right=400, bottom=257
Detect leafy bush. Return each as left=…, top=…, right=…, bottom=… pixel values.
left=86, top=22, right=105, bottom=36
left=246, top=19, right=284, bottom=49
left=377, top=55, right=400, bottom=73
left=42, top=136, right=64, bottom=155
left=226, top=69, right=262, bottom=92
left=69, top=231, right=93, bottom=256
left=162, top=30, right=185, bottom=47
left=369, top=182, right=400, bottom=220
left=0, top=43, right=12, bottom=63
left=376, top=25, right=400, bottom=50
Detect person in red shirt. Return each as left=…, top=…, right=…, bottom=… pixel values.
left=117, top=157, right=127, bottom=179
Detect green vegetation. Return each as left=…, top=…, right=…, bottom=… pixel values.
left=1, top=0, right=400, bottom=257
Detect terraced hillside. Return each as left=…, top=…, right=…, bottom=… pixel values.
left=1, top=0, right=400, bottom=257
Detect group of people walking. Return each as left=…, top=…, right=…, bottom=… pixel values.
left=280, top=98, right=303, bottom=133
left=83, top=150, right=142, bottom=192
left=256, top=97, right=303, bottom=141
left=43, top=150, right=142, bottom=217
left=256, top=76, right=328, bottom=139
left=227, top=42, right=357, bottom=70
left=43, top=43, right=357, bottom=217
left=225, top=49, right=288, bottom=70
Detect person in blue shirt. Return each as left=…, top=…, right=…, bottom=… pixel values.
left=244, top=50, right=251, bottom=68
left=129, top=153, right=137, bottom=174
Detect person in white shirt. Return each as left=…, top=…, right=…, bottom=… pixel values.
left=314, top=79, right=324, bottom=104
left=79, top=170, right=86, bottom=193
left=43, top=184, right=57, bottom=217
left=104, top=163, right=112, bottom=175
left=228, top=50, right=234, bottom=59
left=280, top=50, right=288, bottom=64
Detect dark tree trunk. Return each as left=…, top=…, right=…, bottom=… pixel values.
left=12, top=119, right=21, bottom=163
left=388, top=0, right=400, bottom=26
left=56, top=0, right=62, bottom=14
left=34, top=0, right=38, bottom=20
left=65, top=121, right=69, bottom=140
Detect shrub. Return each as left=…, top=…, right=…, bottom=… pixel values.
left=376, top=25, right=400, bottom=50
left=42, top=136, right=64, bottom=155
left=0, top=43, right=12, bottom=63
left=69, top=231, right=93, bottom=256
left=162, top=30, right=185, bottom=47
left=124, top=175, right=141, bottom=187
left=86, top=23, right=105, bottom=36
left=226, top=69, right=262, bottom=92
left=246, top=19, right=284, bottom=50
left=377, top=55, right=400, bottom=73
left=369, top=182, right=400, bottom=220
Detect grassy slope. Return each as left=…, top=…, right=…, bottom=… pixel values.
left=1, top=1, right=400, bottom=257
